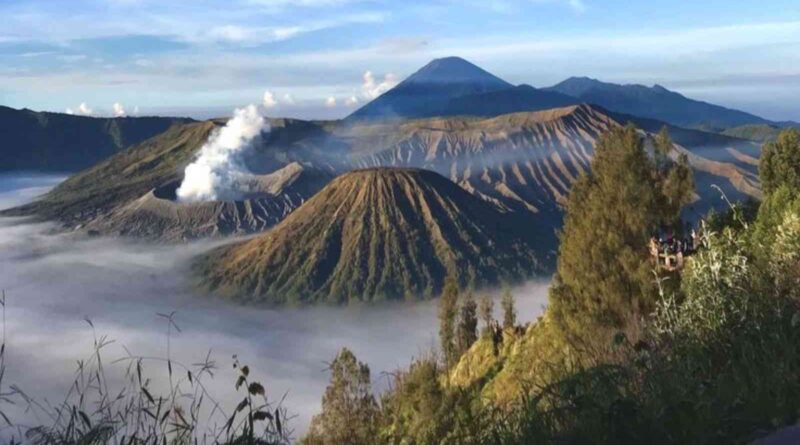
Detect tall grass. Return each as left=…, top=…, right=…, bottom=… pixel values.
left=0, top=292, right=292, bottom=445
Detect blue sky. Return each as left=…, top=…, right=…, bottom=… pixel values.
left=1, top=0, right=799, bottom=121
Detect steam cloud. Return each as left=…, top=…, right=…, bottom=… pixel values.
left=112, top=102, right=127, bottom=117
left=176, top=105, right=269, bottom=203
left=65, top=102, right=93, bottom=116
left=362, top=71, right=398, bottom=99
left=263, top=90, right=278, bottom=108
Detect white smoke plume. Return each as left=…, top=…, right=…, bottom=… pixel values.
left=263, top=90, right=278, bottom=108
left=325, top=96, right=337, bottom=107
left=65, top=102, right=93, bottom=116
left=282, top=93, right=295, bottom=105
left=362, top=70, right=398, bottom=99
left=112, top=102, right=127, bottom=117
left=176, top=105, right=269, bottom=203
left=345, top=95, right=359, bottom=106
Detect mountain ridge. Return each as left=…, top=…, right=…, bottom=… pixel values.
left=545, top=76, right=771, bottom=129
left=0, top=105, right=193, bottom=172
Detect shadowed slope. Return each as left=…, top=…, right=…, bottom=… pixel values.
left=196, top=168, right=549, bottom=304
left=546, top=77, right=769, bottom=129
left=0, top=105, right=192, bottom=172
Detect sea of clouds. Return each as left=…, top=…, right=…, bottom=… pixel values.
left=0, top=173, right=551, bottom=438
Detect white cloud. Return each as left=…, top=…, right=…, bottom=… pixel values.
left=567, top=0, right=586, bottom=13
left=325, top=96, right=337, bottom=107
left=361, top=71, right=398, bottom=99
left=263, top=90, right=278, bottom=108
left=201, top=13, right=385, bottom=45
left=112, top=102, right=127, bottom=117
left=208, top=25, right=251, bottom=43
left=57, top=54, right=88, bottom=63
left=282, top=93, right=295, bottom=105
left=345, top=95, right=359, bottom=106
left=65, top=102, right=93, bottom=116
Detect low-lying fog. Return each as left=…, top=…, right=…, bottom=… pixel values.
left=0, top=173, right=551, bottom=439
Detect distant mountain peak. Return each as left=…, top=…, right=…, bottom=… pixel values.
left=546, top=76, right=770, bottom=129
left=347, top=56, right=512, bottom=120
left=403, top=56, right=511, bottom=87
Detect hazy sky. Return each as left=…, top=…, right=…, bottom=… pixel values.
left=1, top=0, right=799, bottom=120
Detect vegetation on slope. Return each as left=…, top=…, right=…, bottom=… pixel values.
left=721, top=123, right=785, bottom=142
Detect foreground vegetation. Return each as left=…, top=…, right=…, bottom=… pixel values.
left=302, top=127, right=800, bottom=444
left=0, top=309, right=292, bottom=445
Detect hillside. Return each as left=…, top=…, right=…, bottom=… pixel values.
left=546, top=77, right=769, bottom=129
left=347, top=57, right=511, bottom=120
left=0, top=105, right=192, bottom=172
left=721, top=123, right=791, bottom=142
left=195, top=168, right=550, bottom=304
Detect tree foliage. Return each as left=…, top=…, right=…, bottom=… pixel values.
left=501, top=289, right=516, bottom=331
left=478, top=294, right=494, bottom=337
left=759, top=128, right=800, bottom=195
left=549, top=125, right=693, bottom=340
left=302, top=348, right=379, bottom=445
left=438, top=277, right=460, bottom=369
left=457, top=292, right=478, bottom=356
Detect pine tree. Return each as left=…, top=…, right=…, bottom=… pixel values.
left=456, top=292, right=478, bottom=355
left=760, top=128, right=800, bottom=195
left=501, top=288, right=516, bottom=330
left=438, top=277, right=459, bottom=368
left=655, top=128, right=694, bottom=229
left=478, top=294, right=494, bottom=337
left=302, top=348, right=379, bottom=445
left=549, top=124, right=692, bottom=341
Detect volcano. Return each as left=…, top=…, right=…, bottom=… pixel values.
left=347, top=56, right=512, bottom=120
left=195, top=167, right=550, bottom=304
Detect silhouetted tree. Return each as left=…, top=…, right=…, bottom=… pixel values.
left=438, top=277, right=459, bottom=368
left=457, top=292, right=478, bottom=355
left=302, top=348, right=379, bottom=445
left=501, top=288, right=516, bottom=330
left=478, top=294, right=494, bottom=337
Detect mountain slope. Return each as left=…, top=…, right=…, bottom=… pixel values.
left=347, top=57, right=512, bottom=121
left=0, top=106, right=192, bottom=172
left=721, top=123, right=792, bottom=142
left=546, top=77, right=769, bottom=130
left=195, top=168, right=549, bottom=304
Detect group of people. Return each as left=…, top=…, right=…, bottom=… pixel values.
left=649, top=229, right=701, bottom=271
